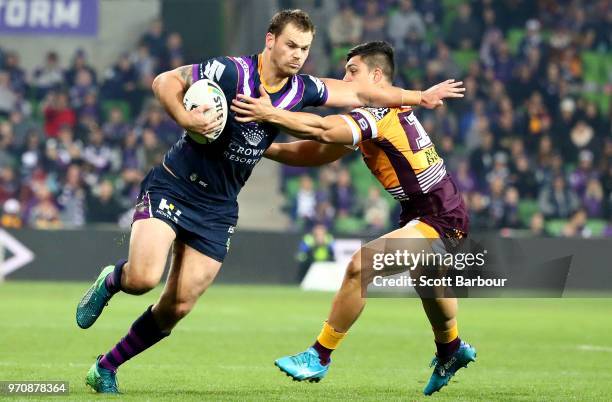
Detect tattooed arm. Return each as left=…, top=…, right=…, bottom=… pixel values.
left=152, top=65, right=221, bottom=135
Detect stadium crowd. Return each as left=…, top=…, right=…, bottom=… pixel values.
left=281, top=0, right=611, bottom=238
left=0, top=1, right=610, bottom=239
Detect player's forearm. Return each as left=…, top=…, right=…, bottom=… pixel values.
left=264, top=141, right=345, bottom=167
left=264, top=141, right=322, bottom=166
left=152, top=70, right=191, bottom=127
left=357, top=84, right=422, bottom=108
left=267, top=109, right=330, bottom=143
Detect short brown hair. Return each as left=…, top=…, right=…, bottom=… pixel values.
left=267, top=9, right=315, bottom=36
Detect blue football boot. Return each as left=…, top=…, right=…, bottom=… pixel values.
left=424, top=341, right=477, bottom=395
left=76, top=265, right=114, bottom=329
left=274, top=347, right=330, bottom=382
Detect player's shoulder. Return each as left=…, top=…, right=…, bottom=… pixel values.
left=298, top=74, right=326, bottom=92
left=356, top=107, right=392, bottom=122
left=297, top=74, right=328, bottom=107
left=200, top=54, right=255, bottom=77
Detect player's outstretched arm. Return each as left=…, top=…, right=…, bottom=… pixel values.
left=264, top=141, right=352, bottom=167
left=152, top=65, right=222, bottom=136
left=231, top=85, right=354, bottom=145
left=321, top=78, right=465, bottom=109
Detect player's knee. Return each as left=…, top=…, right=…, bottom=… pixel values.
left=123, top=271, right=159, bottom=294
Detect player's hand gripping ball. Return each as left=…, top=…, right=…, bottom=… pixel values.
left=183, top=79, right=228, bottom=144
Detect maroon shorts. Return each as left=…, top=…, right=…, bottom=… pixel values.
left=398, top=177, right=469, bottom=239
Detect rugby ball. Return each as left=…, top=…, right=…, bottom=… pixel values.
left=182, top=78, right=228, bottom=144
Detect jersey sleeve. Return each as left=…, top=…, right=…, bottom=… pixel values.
left=340, top=107, right=390, bottom=146
left=300, top=74, right=329, bottom=107
left=192, top=56, right=239, bottom=98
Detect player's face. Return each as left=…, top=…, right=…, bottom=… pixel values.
left=268, top=23, right=313, bottom=76
left=343, top=56, right=380, bottom=85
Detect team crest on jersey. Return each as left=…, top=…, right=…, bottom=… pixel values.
left=241, top=123, right=266, bottom=146
left=363, top=107, right=390, bottom=121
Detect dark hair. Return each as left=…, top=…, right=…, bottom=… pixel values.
left=346, top=41, right=395, bottom=80
left=267, top=9, right=316, bottom=36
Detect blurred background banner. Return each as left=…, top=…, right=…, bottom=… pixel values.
left=0, top=0, right=99, bottom=36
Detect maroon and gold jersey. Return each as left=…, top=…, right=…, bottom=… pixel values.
left=341, top=106, right=469, bottom=237
left=341, top=106, right=447, bottom=199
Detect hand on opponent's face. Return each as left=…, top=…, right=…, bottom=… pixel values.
left=231, top=85, right=276, bottom=123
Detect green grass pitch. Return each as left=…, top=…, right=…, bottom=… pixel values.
left=1, top=281, right=611, bottom=401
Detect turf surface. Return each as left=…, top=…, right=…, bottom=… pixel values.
left=1, top=281, right=611, bottom=401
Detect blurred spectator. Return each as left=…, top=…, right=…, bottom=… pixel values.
left=43, top=91, right=76, bottom=138
left=488, top=176, right=506, bottom=227
left=469, top=130, right=496, bottom=190
left=447, top=2, right=481, bottom=50
left=87, top=179, right=122, bottom=223
left=28, top=185, right=62, bottom=229
left=1, top=198, right=22, bottom=228
left=57, top=164, right=86, bottom=227
left=539, top=175, right=580, bottom=219
left=501, top=186, right=521, bottom=228
left=417, top=0, right=442, bottom=25
left=491, top=42, right=515, bottom=84
left=3, top=51, right=27, bottom=95
left=387, top=0, right=425, bottom=51
left=0, top=166, right=19, bottom=203
left=454, top=160, right=476, bottom=194
left=582, top=177, right=604, bottom=218
left=569, top=150, right=598, bottom=196
left=77, top=90, right=102, bottom=123
left=165, top=33, right=185, bottom=67
left=519, top=19, right=544, bottom=57
left=140, top=106, right=182, bottom=146
left=69, top=69, right=96, bottom=109
left=296, top=224, right=335, bottom=280
left=294, top=175, right=316, bottom=223
left=103, top=107, right=131, bottom=146
left=9, top=111, right=39, bottom=148
left=363, top=186, right=389, bottom=233
left=563, top=120, right=598, bottom=165
left=141, top=18, right=167, bottom=60
left=141, top=128, right=164, bottom=171
left=529, top=212, right=548, bottom=237
left=468, top=191, right=491, bottom=230
left=510, top=153, right=539, bottom=198
left=131, top=42, right=157, bottom=87
left=434, top=42, right=461, bottom=80
left=486, top=151, right=510, bottom=185
left=32, top=52, right=64, bottom=98
left=311, top=200, right=335, bottom=229
left=479, top=8, right=504, bottom=68
left=361, top=0, right=387, bottom=42
left=0, top=71, right=17, bottom=117
left=65, top=49, right=97, bottom=88
left=101, top=53, right=139, bottom=111
left=561, top=209, right=589, bottom=238
left=332, top=168, right=355, bottom=217
left=329, top=3, right=363, bottom=47
left=83, top=126, right=113, bottom=173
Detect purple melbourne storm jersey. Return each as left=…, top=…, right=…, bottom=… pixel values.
left=161, top=54, right=329, bottom=219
